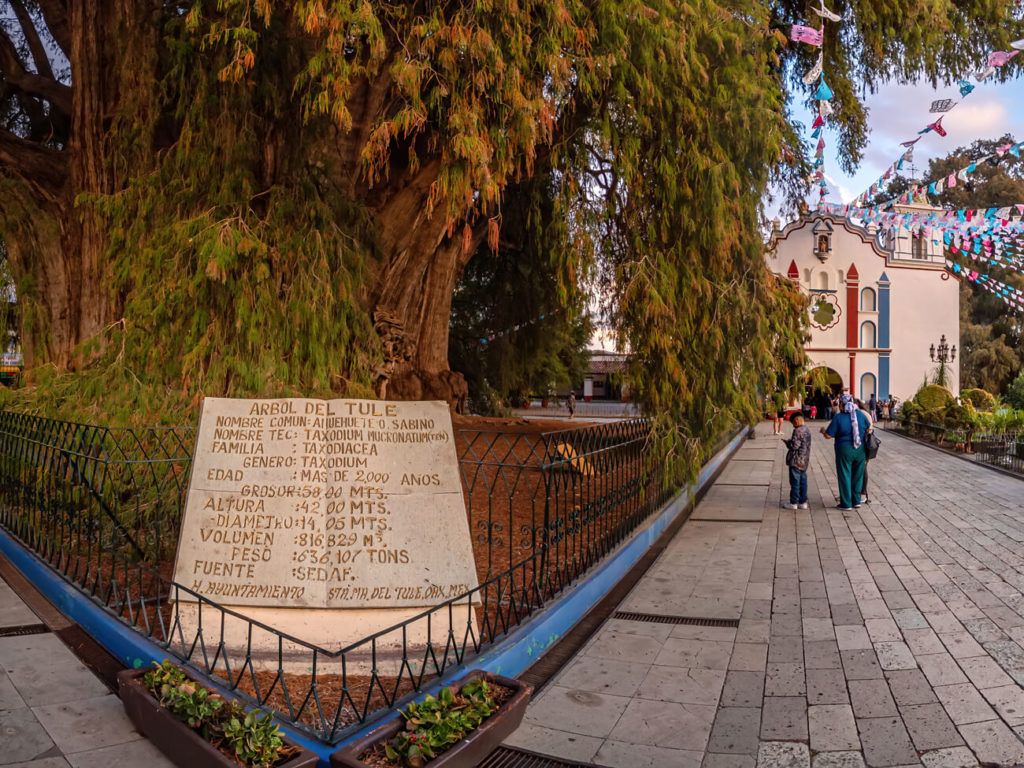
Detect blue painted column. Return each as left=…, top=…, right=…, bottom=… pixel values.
left=878, top=272, right=891, bottom=400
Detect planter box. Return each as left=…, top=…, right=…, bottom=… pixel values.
left=330, top=671, right=531, bottom=768
left=117, top=667, right=318, bottom=768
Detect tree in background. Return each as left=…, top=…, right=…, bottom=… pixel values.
left=915, top=137, right=1024, bottom=396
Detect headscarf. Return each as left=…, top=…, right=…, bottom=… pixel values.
left=840, top=393, right=861, bottom=448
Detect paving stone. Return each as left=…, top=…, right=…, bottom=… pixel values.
left=841, top=649, right=884, bottom=680
left=962, top=618, right=1007, bottom=644
left=883, top=592, right=918, bottom=611
left=939, top=632, right=986, bottom=660
left=0, top=669, right=26, bottom=711
left=608, top=699, right=716, bottom=751
left=892, top=608, right=930, bottom=631
left=703, top=755, right=755, bottom=768
left=765, top=663, right=805, bottom=696
left=809, top=704, right=859, bottom=752
left=737, top=620, right=770, bottom=644
left=720, top=671, right=765, bottom=708
left=64, top=739, right=177, bottom=768
left=760, top=696, right=807, bottom=740
left=848, top=679, right=898, bottom=718
left=31, top=695, right=141, bottom=755
left=958, top=719, right=1024, bottom=765
left=707, top=707, right=761, bottom=755
left=635, top=666, right=726, bottom=706
left=918, top=653, right=970, bottom=687
left=503, top=723, right=602, bottom=763
left=858, top=599, right=892, bottom=620
left=523, top=686, right=631, bottom=737
left=802, top=598, right=831, bottom=619
left=773, top=613, right=803, bottom=636
left=857, top=716, right=919, bottom=767
left=979, top=683, right=1024, bottom=726
left=831, top=604, right=865, bottom=626
left=900, top=703, right=965, bottom=750
left=886, top=669, right=938, bottom=706
left=926, top=612, right=965, bottom=635
left=811, top=752, right=867, bottom=768
left=934, top=683, right=997, bottom=725
left=558, top=656, right=652, bottom=697
left=919, top=746, right=982, bottom=768
left=0, top=708, right=55, bottom=764
left=874, top=642, right=917, bottom=671
left=836, top=626, right=873, bottom=651
left=957, top=655, right=1014, bottom=690
left=804, top=618, right=837, bottom=642
left=983, top=640, right=1024, bottom=672
left=594, top=741, right=703, bottom=768
left=756, top=741, right=810, bottom=768
left=729, top=643, right=768, bottom=672
left=584, top=629, right=666, bottom=664
left=654, top=638, right=733, bottom=669
left=808, top=667, right=850, bottom=705
left=768, top=635, right=804, bottom=664
left=0, top=635, right=108, bottom=707
left=865, top=618, right=903, bottom=643
left=903, top=628, right=946, bottom=656
left=5, top=757, right=72, bottom=768
left=670, top=624, right=739, bottom=642
left=806, top=640, right=843, bottom=669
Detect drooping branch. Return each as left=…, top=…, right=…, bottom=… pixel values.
left=0, top=25, right=72, bottom=115
left=10, top=0, right=56, bottom=81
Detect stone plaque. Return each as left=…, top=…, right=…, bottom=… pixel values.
left=172, top=398, right=479, bottom=610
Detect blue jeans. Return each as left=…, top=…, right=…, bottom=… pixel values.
left=788, top=466, right=808, bottom=504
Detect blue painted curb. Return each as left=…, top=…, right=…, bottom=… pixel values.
left=0, top=426, right=748, bottom=766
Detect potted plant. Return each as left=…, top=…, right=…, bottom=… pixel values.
left=331, top=670, right=531, bottom=768
left=117, top=661, right=318, bottom=768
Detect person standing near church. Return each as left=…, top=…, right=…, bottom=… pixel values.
left=782, top=413, right=811, bottom=510
left=820, top=394, right=871, bottom=511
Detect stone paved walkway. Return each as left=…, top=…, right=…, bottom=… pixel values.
left=505, top=421, right=1024, bottom=768
left=0, top=573, right=175, bottom=767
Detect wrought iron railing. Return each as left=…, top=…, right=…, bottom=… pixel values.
left=0, top=410, right=684, bottom=743
left=895, top=419, right=1024, bottom=476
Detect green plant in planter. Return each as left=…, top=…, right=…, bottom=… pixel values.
left=142, top=661, right=292, bottom=767
left=385, top=679, right=499, bottom=767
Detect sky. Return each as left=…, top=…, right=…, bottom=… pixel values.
left=779, top=73, right=1024, bottom=217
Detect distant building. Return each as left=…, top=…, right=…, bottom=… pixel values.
left=767, top=207, right=959, bottom=401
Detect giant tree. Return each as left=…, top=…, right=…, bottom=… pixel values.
left=0, top=0, right=1020, bottom=476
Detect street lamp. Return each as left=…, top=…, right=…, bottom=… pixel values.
left=929, top=334, right=956, bottom=363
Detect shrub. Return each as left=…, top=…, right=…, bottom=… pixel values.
left=942, top=402, right=976, bottom=430
left=1007, top=370, right=1024, bottom=410
left=914, top=384, right=955, bottom=411
left=960, top=388, right=996, bottom=411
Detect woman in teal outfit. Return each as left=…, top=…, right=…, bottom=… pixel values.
left=820, top=393, right=871, bottom=510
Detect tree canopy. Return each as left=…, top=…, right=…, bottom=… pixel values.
left=0, top=0, right=1021, bottom=479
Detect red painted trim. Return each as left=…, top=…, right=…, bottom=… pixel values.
left=849, top=352, right=856, bottom=394
left=846, top=262, right=859, bottom=350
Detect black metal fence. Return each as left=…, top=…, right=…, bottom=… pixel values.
left=0, top=410, right=682, bottom=743
left=896, top=420, right=1024, bottom=475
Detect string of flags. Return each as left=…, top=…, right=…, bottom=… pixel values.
left=476, top=308, right=564, bottom=345
left=791, top=0, right=842, bottom=202
left=850, top=37, right=1024, bottom=208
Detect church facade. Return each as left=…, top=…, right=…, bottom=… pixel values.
left=767, top=208, right=960, bottom=402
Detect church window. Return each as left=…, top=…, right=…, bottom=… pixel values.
left=860, top=373, right=877, bottom=401
left=816, top=271, right=829, bottom=290
left=912, top=234, right=927, bottom=260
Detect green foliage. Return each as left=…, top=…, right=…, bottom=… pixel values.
left=960, top=388, right=996, bottom=411
left=914, top=384, right=955, bottom=412
left=383, top=679, right=499, bottom=768
left=1007, top=369, right=1024, bottom=411
left=143, top=661, right=293, bottom=768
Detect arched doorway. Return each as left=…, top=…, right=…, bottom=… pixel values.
left=806, top=366, right=843, bottom=419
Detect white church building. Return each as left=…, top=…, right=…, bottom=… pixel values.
left=767, top=207, right=960, bottom=402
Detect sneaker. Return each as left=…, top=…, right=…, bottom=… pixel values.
left=854, top=503, right=862, bottom=508
left=836, top=506, right=853, bottom=511
left=861, top=496, right=870, bottom=503
left=798, top=503, right=809, bottom=509
left=782, top=503, right=798, bottom=510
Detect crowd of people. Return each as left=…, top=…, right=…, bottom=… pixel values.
left=773, top=390, right=885, bottom=513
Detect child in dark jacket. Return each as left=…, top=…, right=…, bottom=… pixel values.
left=783, top=413, right=812, bottom=509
